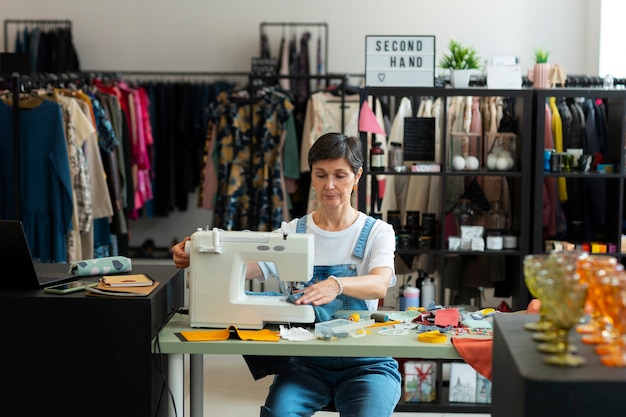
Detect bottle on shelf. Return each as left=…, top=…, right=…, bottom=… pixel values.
left=388, top=141, right=405, bottom=172
left=453, top=198, right=475, bottom=235
left=370, top=141, right=385, bottom=171
left=421, top=277, right=435, bottom=308
left=485, top=200, right=509, bottom=233
left=400, top=286, right=420, bottom=310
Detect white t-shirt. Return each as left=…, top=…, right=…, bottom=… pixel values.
left=261, top=212, right=396, bottom=311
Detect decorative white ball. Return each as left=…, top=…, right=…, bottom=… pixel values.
left=491, top=145, right=504, bottom=156
left=486, top=154, right=498, bottom=170
left=465, top=156, right=480, bottom=170
left=452, top=155, right=466, bottom=170
left=496, top=156, right=511, bottom=171
left=499, top=150, right=513, bottom=160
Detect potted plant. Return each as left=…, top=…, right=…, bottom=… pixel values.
left=439, top=39, right=481, bottom=88
left=529, top=48, right=551, bottom=89
left=533, top=48, right=550, bottom=64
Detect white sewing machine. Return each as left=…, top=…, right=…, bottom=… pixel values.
left=187, top=227, right=316, bottom=329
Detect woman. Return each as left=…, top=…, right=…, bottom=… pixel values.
left=172, top=132, right=401, bottom=417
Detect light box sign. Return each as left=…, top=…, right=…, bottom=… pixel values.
left=365, top=35, right=436, bottom=87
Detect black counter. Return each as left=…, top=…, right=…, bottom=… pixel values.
left=492, top=313, right=626, bottom=417
left=0, top=264, right=184, bottom=417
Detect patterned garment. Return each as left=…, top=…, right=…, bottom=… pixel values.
left=209, top=88, right=293, bottom=231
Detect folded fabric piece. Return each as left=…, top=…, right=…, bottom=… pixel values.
left=461, top=318, right=492, bottom=329
left=178, top=325, right=280, bottom=342
left=450, top=337, right=493, bottom=381
left=69, top=256, right=132, bottom=276
left=434, top=308, right=460, bottom=327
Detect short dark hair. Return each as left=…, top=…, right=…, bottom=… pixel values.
left=308, top=133, right=364, bottom=174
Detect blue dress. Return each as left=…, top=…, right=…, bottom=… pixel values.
left=0, top=98, right=73, bottom=262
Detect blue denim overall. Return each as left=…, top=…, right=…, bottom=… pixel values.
left=260, top=215, right=401, bottom=417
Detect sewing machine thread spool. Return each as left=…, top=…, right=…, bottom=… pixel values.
left=348, top=313, right=361, bottom=322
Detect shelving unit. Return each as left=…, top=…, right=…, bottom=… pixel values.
left=530, top=88, right=626, bottom=260
left=357, top=86, right=534, bottom=414
left=358, top=86, right=533, bottom=309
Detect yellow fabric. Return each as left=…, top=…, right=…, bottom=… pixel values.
left=179, top=326, right=280, bottom=342
left=549, top=97, right=568, bottom=203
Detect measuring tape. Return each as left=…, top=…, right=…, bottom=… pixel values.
left=417, top=330, right=447, bottom=343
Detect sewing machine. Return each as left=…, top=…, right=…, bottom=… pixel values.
left=187, top=227, right=315, bottom=329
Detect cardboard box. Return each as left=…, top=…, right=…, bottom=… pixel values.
left=404, top=361, right=437, bottom=403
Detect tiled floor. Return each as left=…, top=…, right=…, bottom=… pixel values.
left=185, top=354, right=490, bottom=417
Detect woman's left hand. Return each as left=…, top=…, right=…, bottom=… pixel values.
left=293, top=280, right=340, bottom=306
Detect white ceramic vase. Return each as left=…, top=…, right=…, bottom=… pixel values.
left=451, top=69, right=471, bottom=88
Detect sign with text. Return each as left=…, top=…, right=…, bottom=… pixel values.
left=365, top=35, right=435, bottom=87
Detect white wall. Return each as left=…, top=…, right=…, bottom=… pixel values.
left=2, top=0, right=604, bottom=248
left=3, top=0, right=600, bottom=76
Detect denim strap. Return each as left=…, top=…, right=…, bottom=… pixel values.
left=352, top=216, right=376, bottom=260
left=296, top=214, right=377, bottom=261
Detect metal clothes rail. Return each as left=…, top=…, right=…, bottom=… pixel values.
left=4, top=19, right=73, bottom=52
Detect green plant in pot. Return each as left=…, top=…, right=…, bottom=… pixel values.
left=439, top=39, right=481, bottom=88
left=533, top=48, right=550, bottom=64
left=529, top=48, right=551, bottom=88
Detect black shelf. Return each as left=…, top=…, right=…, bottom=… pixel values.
left=531, top=89, right=626, bottom=256
left=359, top=86, right=533, bottom=414
left=359, top=87, right=533, bottom=311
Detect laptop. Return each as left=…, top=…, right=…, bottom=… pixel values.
left=0, top=220, right=77, bottom=289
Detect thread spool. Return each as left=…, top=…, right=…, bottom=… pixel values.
left=348, top=313, right=361, bottom=322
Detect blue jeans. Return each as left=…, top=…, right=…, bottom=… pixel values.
left=261, top=356, right=401, bottom=417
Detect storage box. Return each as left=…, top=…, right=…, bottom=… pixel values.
left=486, top=64, right=522, bottom=89
left=449, top=132, right=482, bottom=171
left=475, top=373, right=492, bottom=404
left=484, top=132, right=518, bottom=171
left=448, top=362, right=477, bottom=403
left=314, top=319, right=372, bottom=340
left=403, top=361, right=437, bottom=403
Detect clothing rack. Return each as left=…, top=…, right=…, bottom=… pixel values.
left=259, top=23, right=328, bottom=61
left=3, top=71, right=352, bottom=227
left=4, top=19, right=73, bottom=52
left=100, top=70, right=250, bottom=78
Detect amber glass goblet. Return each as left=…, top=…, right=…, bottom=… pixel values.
left=523, top=254, right=554, bottom=333
left=541, top=270, right=588, bottom=367
left=599, top=269, right=626, bottom=367
left=577, top=256, right=621, bottom=343
left=593, top=267, right=626, bottom=361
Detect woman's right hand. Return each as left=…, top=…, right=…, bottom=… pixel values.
left=172, top=236, right=191, bottom=269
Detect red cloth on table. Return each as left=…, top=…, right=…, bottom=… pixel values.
left=450, top=337, right=493, bottom=381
